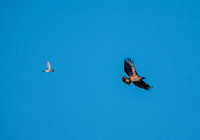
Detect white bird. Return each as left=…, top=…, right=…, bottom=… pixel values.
left=42, top=60, right=54, bottom=72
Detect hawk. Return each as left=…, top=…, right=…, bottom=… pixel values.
left=42, top=60, right=54, bottom=72
left=122, top=58, right=152, bottom=90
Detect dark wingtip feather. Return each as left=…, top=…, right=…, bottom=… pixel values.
left=124, top=57, right=134, bottom=63
left=146, top=85, right=154, bottom=91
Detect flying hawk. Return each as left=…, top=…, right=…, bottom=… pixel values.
left=122, top=58, right=151, bottom=90
left=42, top=60, right=54, bottom=72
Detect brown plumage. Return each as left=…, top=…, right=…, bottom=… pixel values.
left=122, top=58, right=151, bottom=90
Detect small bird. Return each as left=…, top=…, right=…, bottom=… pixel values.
left=122, top=58, right=152, bottom=90
left=42, top=60, right=54, bottom=72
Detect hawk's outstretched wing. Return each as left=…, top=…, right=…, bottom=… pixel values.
left=124, top=58, right=138, bottom=77
left=133, top=80, right=151, bottom=90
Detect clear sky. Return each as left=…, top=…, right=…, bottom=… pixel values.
left=1, top=0, right=200, bottom=140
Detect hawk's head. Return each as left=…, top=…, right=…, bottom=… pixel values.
left=122, top=76, right=132, bottom=85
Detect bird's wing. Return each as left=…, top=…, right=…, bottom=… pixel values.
left=124, top=58, right=138, bottom=77
left=47, top=60, right=51, bottom=70
left=133, top=80, right=151, bottom=90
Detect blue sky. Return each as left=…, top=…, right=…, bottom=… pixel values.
left=1, top=0, right=200, bottom=140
